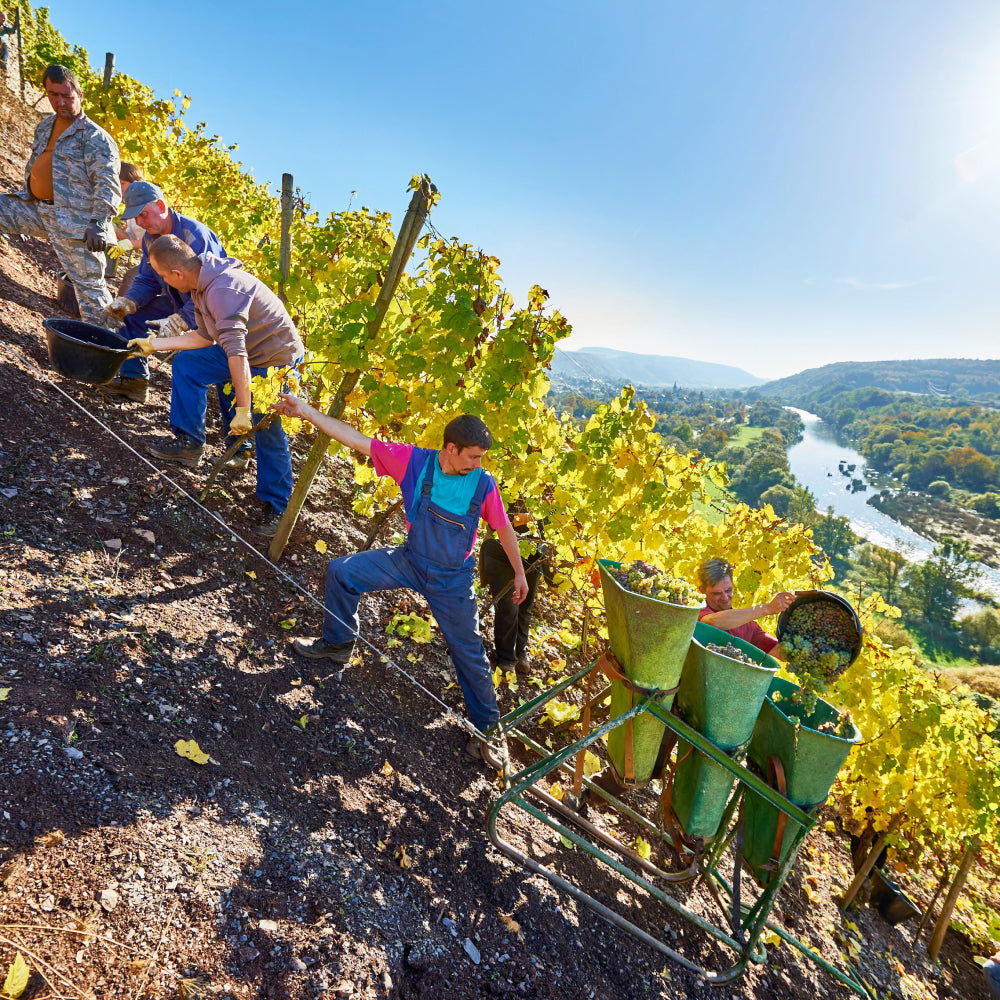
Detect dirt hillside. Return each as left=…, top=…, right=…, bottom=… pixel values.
left=0, top=80, right=991, bottom=1000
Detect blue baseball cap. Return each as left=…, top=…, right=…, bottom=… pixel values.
left=121, top=180, right=164, bottom=220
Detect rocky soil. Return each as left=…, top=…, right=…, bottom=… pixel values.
left=0, top=81, right=994, bottom=1000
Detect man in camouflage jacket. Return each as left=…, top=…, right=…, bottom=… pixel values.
left=0, top=63, right=120, bottom=325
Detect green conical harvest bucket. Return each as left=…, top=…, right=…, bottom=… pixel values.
left=743, top=676, right=861, bottom=884
left=598, top=559, right=701, bottom=786
left=670, top=622, right=779, bottom=842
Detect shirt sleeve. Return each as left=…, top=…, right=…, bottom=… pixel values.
left=744, top=621, right=778, bottom=654
left=371, top=440, right=414, bottom=486
left=480, top=478, right=511, bottom=531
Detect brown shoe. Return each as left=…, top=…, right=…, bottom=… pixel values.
left=514, top=658, right=531, bottom=676
left=465, top=726, right=504, bottom=770
left=98, top=376, right=148, bottom=403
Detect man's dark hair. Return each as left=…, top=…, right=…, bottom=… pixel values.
left=443, top=414, right=492, bottom=452
left=42, top=63, right=82, bottom=96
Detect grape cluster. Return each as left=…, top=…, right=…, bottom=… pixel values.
left=778, top=600, right=857, bottom=692
left=706, top=641, right=756, bottom=665
left=610, top=561, right=700, bottom=607
left=772, top=688, right=854, bottom=737
left=817, top=709, right=855, bottom=740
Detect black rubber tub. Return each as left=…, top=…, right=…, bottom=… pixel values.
left=42, top=318, right=140, bottom=385
left=776, top=590, right=864, bottom=667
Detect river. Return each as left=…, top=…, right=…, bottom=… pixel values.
left=784, top=407, right=1000, bottom=600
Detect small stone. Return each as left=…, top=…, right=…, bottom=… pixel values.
left=112, top=477, right=129, bottom=486
left=103, top=538, right=122, bottom=551
left=237, top=944, right=259, bottom=962
left=463, top=938, right=480, bottom=965
left=19, top=633, right=35, bottom=644
left=132, top=528, right=155, bottom=545
left=39, top=894, right=55, bottom=912
left=258, top=919, right=278, bottom=932
left=99, top=888, right=119, bottom=912
left=334, top=982, right=355, bottom=998
left=289, top=956, right=307, bottom=972
left=65, top=746, right=83, bottom=759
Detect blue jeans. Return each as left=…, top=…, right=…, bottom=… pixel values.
left=985, top=958, right=1000, bottom=1000
left=323, top=546, right=498, bottom=731
left=118, top=295, right=175, bottom=379
left=168, top=343, right=295, bottom=512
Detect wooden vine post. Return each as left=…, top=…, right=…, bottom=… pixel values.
left=102, top=52, right=115, bottom=89
left=15, top=8, right=24, bottom=101
left=927, top=836, right=979, bottom=961
left=268, top=177, right=436, bottom=561
left=278, top=172, right=293, bottom=304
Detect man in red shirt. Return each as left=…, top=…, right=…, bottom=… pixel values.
left=697, top=558, right=794, bottom=655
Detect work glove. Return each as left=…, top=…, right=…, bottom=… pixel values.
left=84, top=219, right=111, bottom=252
left=126, top=335, right=156, bottom=357
left=146, top=313, right=190, bottom=338
left=101, top=296, right=136, bottom=328
left=230, top=406, right=253, bottom=436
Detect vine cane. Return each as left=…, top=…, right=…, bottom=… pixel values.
left=198, top=413, right=274, bottom=502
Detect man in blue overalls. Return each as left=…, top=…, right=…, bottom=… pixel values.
left=272, top=394, right=528, bottom=769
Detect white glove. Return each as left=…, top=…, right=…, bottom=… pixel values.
left=100, top=296, right=136, bottom=328
left=146, top=313, right=190, bottom=338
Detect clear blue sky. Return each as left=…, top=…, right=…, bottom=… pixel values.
left=41, top=1, right=1000, bottom=379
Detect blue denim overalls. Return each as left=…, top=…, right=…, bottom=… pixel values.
left=322, top=453, right=499, bottom=731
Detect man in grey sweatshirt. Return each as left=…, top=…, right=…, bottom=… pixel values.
left=128, top=234, right=304, bottom=536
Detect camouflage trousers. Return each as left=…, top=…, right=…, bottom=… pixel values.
left=0, top=194, right=112, bottom=325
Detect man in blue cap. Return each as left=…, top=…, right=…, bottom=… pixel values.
left=99, top=181, right=225, bottom=404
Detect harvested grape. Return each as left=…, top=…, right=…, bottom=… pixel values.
left=778, top=598, right=857, bottom=693
left=610, top=560, right=700, bottom=607
left=706, top=641, right=756, bottom=665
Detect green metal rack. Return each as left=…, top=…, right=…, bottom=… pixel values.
left=486, top=662, right=874, bottom=997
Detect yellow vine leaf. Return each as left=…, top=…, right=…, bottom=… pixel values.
left=381, top=761, right=394, bottom=776
left=762, top=930, right=782, bottom=949
left=174, top=740, right=210, bottom=765
left=2, top=952, right=30, bottom=999
left=543, top=700, right=580, bottom=726
left=278, top=618, right=296, bottom=629
left=633, top=836, right=652, bottom=860
left=315, top=539, right=328, bottom=554
left=245, top=570, right=257, bottom=580
left=549, top=782, right=564, bottom=801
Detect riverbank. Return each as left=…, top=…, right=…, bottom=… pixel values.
left=869, top=490, right=1000, bottom=572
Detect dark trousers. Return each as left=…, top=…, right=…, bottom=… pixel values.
left=479, top=537, right=540, bottom=663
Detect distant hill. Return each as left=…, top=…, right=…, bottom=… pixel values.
left=759, top=359, right=1000, bottom=400
left=550, top=347, right=765, bottom=390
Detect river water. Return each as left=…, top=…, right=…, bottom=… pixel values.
left=784, top=407, right=1000, bottom=600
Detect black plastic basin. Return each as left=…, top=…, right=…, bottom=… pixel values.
left=42, top=318, right=137, bottom=385
left=869, top=868, right=921, bottom=926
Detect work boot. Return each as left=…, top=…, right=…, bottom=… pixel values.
left=465, top=725, right=504, bottom=770
left=252, top=504, right=284, bottom=537
left=98, top=376, right=148, bottom=403
left=148, top=435, right=203, bottom=468
left=291, top=637, right=355, bottom=663
left=514, top=657, right=531, bottom=676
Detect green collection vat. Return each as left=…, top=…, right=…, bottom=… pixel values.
left=670, top=622, right=779, bottom=841
left=598, top=559, right=701, bottom=786
left=743, top=675, right=861, bottom=884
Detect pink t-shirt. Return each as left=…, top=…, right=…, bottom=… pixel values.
left=370, top=441, right=509, bottom=558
